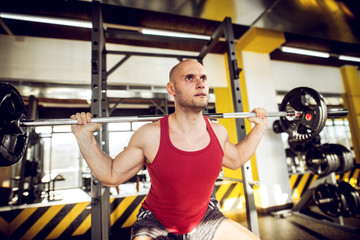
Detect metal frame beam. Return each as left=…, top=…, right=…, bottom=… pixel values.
left=90, top=1, right=110, bottom=240
left=222, top=17, right=259, bottom=236
left=197, top=21, right=224, bottom=62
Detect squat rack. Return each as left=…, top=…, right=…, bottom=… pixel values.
left=90, top=1, right=259, bottom=239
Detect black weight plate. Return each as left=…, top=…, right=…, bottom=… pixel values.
left=279, top=87, right=327, bottom=141
left=337, top=181, right=360, bottom=217
left=313, top=183, right=343, bottom=217
left=0, top=83, right=28, bottom=166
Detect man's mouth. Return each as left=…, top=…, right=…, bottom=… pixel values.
left=194, top=93, right=207, bottom=97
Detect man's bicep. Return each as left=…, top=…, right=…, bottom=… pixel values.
left=108, top=123, right=157, bottom=185
left=110, top=139, right=146, bottom=185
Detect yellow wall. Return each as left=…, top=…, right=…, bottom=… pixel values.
left=341, top=66, right=360, bottom=162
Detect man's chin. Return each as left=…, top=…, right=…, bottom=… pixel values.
left=193, top=104, right=208, bottom=113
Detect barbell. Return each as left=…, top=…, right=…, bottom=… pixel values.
left=0, top=82, right=348, bottom=167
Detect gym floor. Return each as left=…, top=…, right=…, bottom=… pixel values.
left=249, top=211, right=360, bottom=240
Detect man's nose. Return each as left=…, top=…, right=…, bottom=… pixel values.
left=196, top=78, right=205, bottom=89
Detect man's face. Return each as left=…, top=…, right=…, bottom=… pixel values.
left=169, top=60, right=209, bottom=112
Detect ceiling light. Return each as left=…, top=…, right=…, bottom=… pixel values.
left=141, top=28, right=211, bottom=40
left=339, top=55, right=360, bottom=62
left=281, top=46, right=330, bottom=58
left=0, top=12, right=92, bottom=29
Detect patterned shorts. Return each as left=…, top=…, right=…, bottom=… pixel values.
left=131, top=198, right=227, bottom=240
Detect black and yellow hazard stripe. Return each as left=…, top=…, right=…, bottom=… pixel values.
left=337, top=168, right=360, bottom=185
left=0, top=194, right=146, bottom=239
left=0, top=183, right=246, bottom=239
left=214, top=181, right=245, bottom=212
left=289, top=173, right=318, bottom=203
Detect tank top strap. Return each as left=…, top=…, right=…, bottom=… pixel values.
left=159, top=115, right=169, bottom=147
left=203, top=115, right=224, bottom=154
left=203, top=115, right=215, bottom=137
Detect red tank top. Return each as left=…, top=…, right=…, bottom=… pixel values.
left=142, top=115, right=224, bottom=235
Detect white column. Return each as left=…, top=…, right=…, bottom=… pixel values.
left=242, top=51, right=292, bottom=208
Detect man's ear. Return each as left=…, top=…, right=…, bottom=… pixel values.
left=167, top=82, right=176, bottom=96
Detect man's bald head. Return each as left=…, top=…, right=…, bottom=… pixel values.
left=169, top=59, right=203, bottom=83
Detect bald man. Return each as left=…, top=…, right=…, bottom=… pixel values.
left=71, top=60, right=267, bottom=240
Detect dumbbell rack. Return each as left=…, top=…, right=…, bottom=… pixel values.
left=290, top=173, right=359, bottom=233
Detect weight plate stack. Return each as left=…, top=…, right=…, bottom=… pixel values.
left=330, top=144, right=355, bottom=175
left=305, top=143, right=354, bottom=177
left=306, top=147, right=340, bottom=176
left=320, top=144, right=342, bottom=175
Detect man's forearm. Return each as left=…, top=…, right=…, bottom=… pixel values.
left=75, top=132, right=113, bottom=183
left=235, top=123, right=267, bottom=164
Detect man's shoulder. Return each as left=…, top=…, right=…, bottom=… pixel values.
left=139, top=120, right=161, bottom=131
left=132, top=121, right=161, bottom=151
left=128, top=120, right=160, bottom=148
left=134, top=120, right=161, bottom=138
left=209, top=120, right=227, bottom=132
left=208, top=120, right=228, bottom=141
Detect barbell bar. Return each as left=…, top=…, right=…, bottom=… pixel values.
left=10, top=107, right=348, bottom=130
left=0, top=83, right=349, bottom=167
left=19, top=111, right=291, bottom=127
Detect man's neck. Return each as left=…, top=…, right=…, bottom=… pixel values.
left=169, top=111, right=206, bottom=135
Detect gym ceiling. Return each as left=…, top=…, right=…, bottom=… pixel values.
left=1, top=0, right=360, bottom=68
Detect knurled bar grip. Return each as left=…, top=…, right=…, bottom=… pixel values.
left=20, top=111, right=290, bottom=127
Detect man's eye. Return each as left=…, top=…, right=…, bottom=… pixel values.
left=185, top=75, right=193, bottom=80
left=201, top=76, right=207, bottom=81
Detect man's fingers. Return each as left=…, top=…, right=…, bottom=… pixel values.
left=72, top=112, right=92, bottom=124
left=251, top=108, right=267, bottom=118
left=80, top=112, right=87, bottom=124
left=86, top=112, right=92, bottom=123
